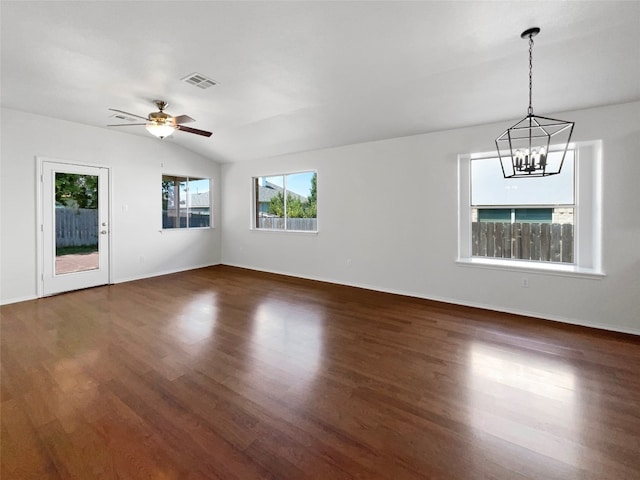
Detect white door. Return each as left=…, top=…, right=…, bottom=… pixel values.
left=41, top=161, right=110, bottom=296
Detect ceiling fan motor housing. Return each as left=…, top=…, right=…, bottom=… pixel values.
left=149, top=111, right=173, bottom=125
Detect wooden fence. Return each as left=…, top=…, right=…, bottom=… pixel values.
left=472, top=222, right=573, bottom=263
left=162, top=212, right=210, bottom=229
left=257, top=217, right=317, bottom=231
left=56, top=208, right=98, bottom=247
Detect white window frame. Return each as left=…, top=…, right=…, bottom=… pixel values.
left=251, top=170, right=318, bottom=233
left=162, top=175, right=213, bottom=230
left=457, top=140, right=603, bottom=277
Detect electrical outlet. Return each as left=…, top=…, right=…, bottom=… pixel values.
left=521, top=277, right=529, bottom=288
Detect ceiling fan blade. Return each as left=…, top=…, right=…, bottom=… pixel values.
left=108, top=108, right=149, bottom=121
left=173, top=115, right=195, bottom=124
left=176, top=125, right=212, bottom=137
left=107, top=123, right=147, bottom=127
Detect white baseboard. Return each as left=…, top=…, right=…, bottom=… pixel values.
left=0, top=263, right=222, bottom=306
left=0, top=294, right=38, bottom=306
left=221, top=262, right=640, bottom=336
left=113, top=262, right=221, bottom=285
left=4, top=262, right=638, bottom=336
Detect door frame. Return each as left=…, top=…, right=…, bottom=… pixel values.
left=36, top=156, right=113, bottom=297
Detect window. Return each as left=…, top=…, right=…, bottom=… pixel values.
left=162, top=175, right=211, bottom=229
left=471, top=150, right=575, bottom=264
left=253, top=171, right=317, bottom=232
left=458, top=141, right=602, bottom=275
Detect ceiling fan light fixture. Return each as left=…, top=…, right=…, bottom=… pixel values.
left=145, top=121, right=175, bottom=139
left=108, top=100, right=212, bottom=138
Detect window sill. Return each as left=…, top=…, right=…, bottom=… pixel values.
left=456, top=257, right=605, bottom=279
left=250, top=228, right=318, bottom=235
left=160, top=226, right=214, bottom=232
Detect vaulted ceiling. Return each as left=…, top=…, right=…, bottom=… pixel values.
left=2, top=1, right=639, bottom=163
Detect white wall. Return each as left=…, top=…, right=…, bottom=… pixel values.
left=221, top=101, right=640, bottom=335
left=1, top=108, right=222, bottom=304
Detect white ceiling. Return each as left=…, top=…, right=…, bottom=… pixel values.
left=2, top=1, right=639, bottom=163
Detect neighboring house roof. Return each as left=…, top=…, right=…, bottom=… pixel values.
left=258, top=181, right=307, bottom=203
left=174, top=192, right=210, bottom=208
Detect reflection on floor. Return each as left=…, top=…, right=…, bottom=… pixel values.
left=2, top=265, right=639, bottom=479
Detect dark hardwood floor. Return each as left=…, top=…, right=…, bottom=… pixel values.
left=2, top=265, right=639, bottom=479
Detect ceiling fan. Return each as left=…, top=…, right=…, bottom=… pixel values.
left=108, top=100, right=212, bottom=139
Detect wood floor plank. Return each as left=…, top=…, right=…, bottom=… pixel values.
left=1, top=265, right=639, bottom=479
left=1, top=399, right=62, bottom=479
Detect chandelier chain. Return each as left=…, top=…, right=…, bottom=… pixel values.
left=528, top=34, right=534, bottom=115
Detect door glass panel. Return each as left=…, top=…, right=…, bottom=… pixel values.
left=54, top=173, right=99, bottom=274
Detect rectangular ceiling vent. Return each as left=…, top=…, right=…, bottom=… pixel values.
left=109, top=113, right=139, bottom=122
left=181, top=72, right=217, bottom=90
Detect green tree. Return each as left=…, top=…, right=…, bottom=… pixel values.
left=55, top=174, right=98, bottom=209
left=268, top=191, right=285, bottom=217
left=268, top=173, right=317, bottom=219
left=308, top=173, right=317, bottom=204
left=286, top=195, right=305, bottom=218
left=303, top=172, right=317, bottom=218
left=162, top=179, right=173, bottom=210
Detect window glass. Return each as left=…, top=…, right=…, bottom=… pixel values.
left=471, top=151, right=574, bottom=205
left=254, top=171, right=317, bottom=231
left=255, top=175, right=285, bottom=230
left=470, top=151, right=575, bottom=264
left=188, top=178, right=211, bottom=228
left=162, top=175, right=211, bottom=229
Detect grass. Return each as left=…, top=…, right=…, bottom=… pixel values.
left=56, top=245, right=98, bottom=256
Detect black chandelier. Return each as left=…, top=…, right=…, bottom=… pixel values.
left=495, top=27, right=574, bottom=178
